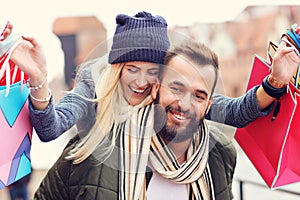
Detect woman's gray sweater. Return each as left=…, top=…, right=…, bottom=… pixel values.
left=29, top=68, right=271, bottom=142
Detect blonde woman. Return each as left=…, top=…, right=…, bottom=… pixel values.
left=9, top=12, right=170, bottom=164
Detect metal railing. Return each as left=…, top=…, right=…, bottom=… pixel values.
left=235, top=178, right=300, bottom=200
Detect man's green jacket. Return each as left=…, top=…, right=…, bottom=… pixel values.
left=34, top=126, right=236, bottom=200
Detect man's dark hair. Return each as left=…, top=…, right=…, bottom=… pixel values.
left=163, top=40, right=219, bottom=96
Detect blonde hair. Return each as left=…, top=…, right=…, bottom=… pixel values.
left=67, top=60, right=153, bottom=164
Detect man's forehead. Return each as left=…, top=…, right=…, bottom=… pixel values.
left=164, top=56, right=214, bottom=80
left=162, top=56, right=215, bottom=91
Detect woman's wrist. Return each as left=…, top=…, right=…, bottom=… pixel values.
left=27, top=73, right=51, bottom=106
left=26, top=78, right=47, bottom=90
left=29, top=88, right=52, bottom=103
left=262, top=75, right=287, bottom=98
left=267, top=74, right=287, bottom=89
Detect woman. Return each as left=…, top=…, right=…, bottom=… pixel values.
left=8, top=12, right=171, bottom=164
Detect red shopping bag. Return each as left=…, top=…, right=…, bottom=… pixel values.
left=235, top=43, right=300, bottom=189
left=0, top=54, right=25, bottom=86
left=0, top=30, right=32, bottom=189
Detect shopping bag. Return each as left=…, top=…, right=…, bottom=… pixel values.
left=0, top=82, right=32, bottom=189
left=0, top=25, right=32, bottom=189
left=234, top=41, right=300, bottom=189
left=0, top=57, right=24, bottom=86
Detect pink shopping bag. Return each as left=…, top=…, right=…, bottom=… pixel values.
left=235, top=42, right=300, bottom=189
left=0, top=82, right=32, bottom=189
left=0, top=25, right=32, bottom=189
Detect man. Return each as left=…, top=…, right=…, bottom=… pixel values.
left=147, top=41, right=235, bottom=200
left=146, top=37, right=299, bottom=199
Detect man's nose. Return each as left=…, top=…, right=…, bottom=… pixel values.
left=178, top=93, right=192, bottom=111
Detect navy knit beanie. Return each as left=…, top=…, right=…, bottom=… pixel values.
left=108, top=11, right=170, bottom=64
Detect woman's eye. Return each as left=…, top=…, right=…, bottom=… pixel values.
left=148, top=70, right=159, bottom=76
left=128, top=68, right=138, bottom=73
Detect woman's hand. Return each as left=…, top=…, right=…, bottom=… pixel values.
left=271, top=26, right=300, bottom=85
left=256, top=26, right=300, bottom=110
left=1, top=21, right=51, bottom=109
left=1, top=21, right=48, bottom=85
left=0, top=21, right=13, bottom=41
left=11, top=36, right=48, bottom=85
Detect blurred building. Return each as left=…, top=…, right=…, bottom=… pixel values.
left=169, top=5, right=300, bottom=97
left=53, top=16, right=107, bottom=89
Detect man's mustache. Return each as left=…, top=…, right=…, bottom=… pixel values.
left=153, top=103, right=195, bottom=134
left=165, top=105, right=193, bottom=119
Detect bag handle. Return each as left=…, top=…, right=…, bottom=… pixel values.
left=0, top=37, right=23, bottom=96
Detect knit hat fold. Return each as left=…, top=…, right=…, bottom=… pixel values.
left=108, top=11, right=170, bottom=64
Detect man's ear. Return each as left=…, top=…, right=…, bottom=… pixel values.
left=206, top=96, right=214, bottom=115
left=151, top=79, right=160, bottom=100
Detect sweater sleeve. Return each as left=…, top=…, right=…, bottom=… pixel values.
left=206, top=85, right=273, bottom=128
left=29, top=67, right=96, bottom=142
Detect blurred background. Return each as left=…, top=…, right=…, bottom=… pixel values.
left=1, top=0, right=300, bottom=199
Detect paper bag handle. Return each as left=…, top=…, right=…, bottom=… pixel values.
left=0, top=38, right=24, bottom=96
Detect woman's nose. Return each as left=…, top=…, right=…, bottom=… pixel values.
left=136, top=73, right=149, bottom=87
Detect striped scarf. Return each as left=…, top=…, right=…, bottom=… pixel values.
left=118, top=104, right=214, bottom=200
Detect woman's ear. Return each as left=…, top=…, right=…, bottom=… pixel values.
left=151, top=79, right=160, bottom=100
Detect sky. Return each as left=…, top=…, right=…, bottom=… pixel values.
left=2, top=0, right=299, bottom=35
left=1, top=0, right=299, bottom=80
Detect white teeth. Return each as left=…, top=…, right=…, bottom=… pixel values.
left=132, top=87, right=145, bottom=93
left=173, top=113, right=186, bottom=120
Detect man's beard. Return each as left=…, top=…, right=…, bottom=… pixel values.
left=154, top=104, right=204, bottom=143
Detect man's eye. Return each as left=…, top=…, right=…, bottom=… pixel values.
left=170, top=86, right=182, bottom=93
left=193, top=94, right=206, bottom=101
